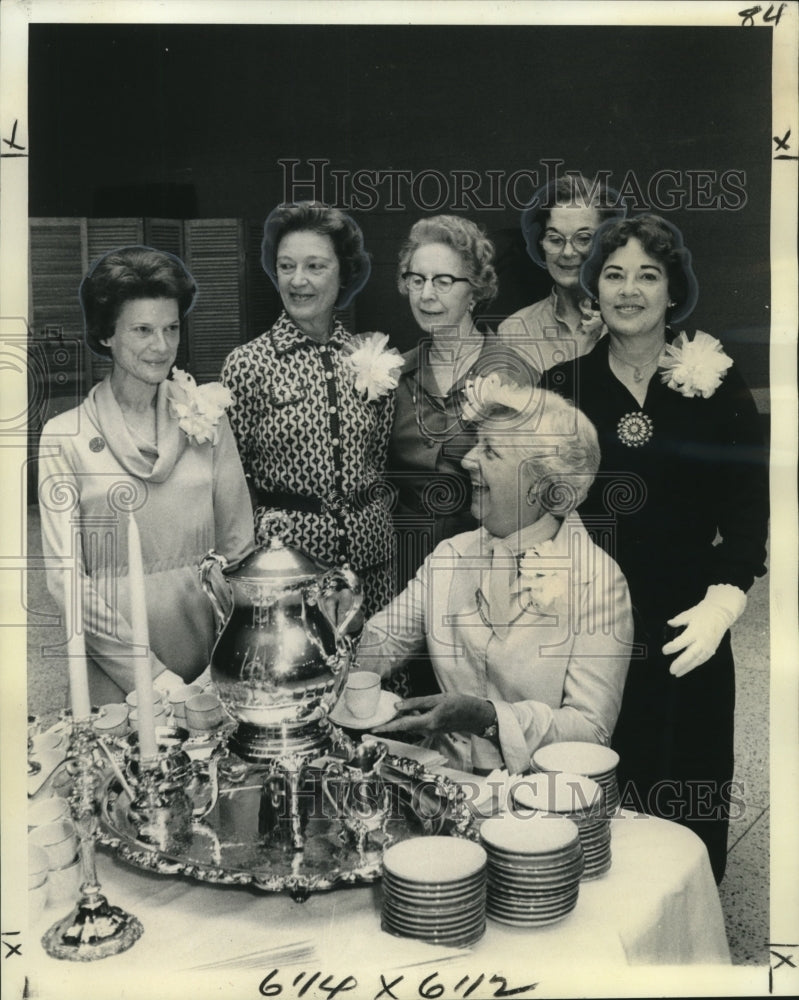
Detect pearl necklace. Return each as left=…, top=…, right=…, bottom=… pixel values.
left=609, top=340, right=666, bottom=382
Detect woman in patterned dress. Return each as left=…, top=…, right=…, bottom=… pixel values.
left=498, top=173, right=623, bottom=374
left=540, top=214, right=769, bottom=882
left=221, top=203, right=398, bottom=620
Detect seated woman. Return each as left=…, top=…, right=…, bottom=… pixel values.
left=357, top=383, right=634, bottom=775
left=38, top=246, right=254, bottom=705
left=498, top=173, right=623, bottom=373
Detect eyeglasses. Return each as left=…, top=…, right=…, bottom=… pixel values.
left=541, top=231, right=595, bottom=255
left=402, top=272, right=472, bottom=294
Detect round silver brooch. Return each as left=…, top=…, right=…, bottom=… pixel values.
left=89, top=437, right=106, bottom=452
left=616, top=412, right=653, bottom=448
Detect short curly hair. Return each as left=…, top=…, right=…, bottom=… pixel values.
left=397, top=215, right=498, bottom=305
left=579, top=213, right=699, bottom=324
left=261, top=202, right=371, bottom=309
left=80, top=246, right=197, bottom=360
left=480, top=388, right=600, bottom=515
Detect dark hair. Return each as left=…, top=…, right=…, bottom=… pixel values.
left=579, top=213, right=699, bottom=324
left=397, top=215, right=498, bottom=304
left=261, top=202, right=371, bottom=309
left=521, top=173, right=626, bottom=270
left=80, top=246, right=197, bottom=359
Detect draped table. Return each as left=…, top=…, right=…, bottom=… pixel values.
left=26, top=804, right=730, bottom=1000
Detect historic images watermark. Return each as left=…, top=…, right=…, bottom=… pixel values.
left=280, top=158, right=749, bottom=213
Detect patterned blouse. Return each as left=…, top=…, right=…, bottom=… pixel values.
left=221, top=312, right=396, bottom=615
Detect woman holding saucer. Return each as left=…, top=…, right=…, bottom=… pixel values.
left=356, top=383, right=633, bottom=776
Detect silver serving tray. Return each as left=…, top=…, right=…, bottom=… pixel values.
left=96, top=753, right=477, bottom=901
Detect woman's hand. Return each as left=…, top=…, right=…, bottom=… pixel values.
left=373, top=694, right=495, bottom=736
left=663, top=585, right=747, bottom=677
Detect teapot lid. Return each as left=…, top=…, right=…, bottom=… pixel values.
left=226, top=511, right=330, bottom=584
left=231, top=536, right=328, bottom=583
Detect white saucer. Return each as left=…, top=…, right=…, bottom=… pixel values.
left=329, top=690, right=400, bottom=730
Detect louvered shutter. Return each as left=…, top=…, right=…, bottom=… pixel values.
left=29, top=219, right=89, bottom=499
left=243, top=218, right=282, bottom=341
left=144, top=218, right=189, bottom=368
left=29, top=217, right=89, bottom=402
left=86, top=218, right=145, bottom=384
left=184, top=220, right=245, bottom=383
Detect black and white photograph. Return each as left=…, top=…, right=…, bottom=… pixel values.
left=1, top=1, right=797, bottom=998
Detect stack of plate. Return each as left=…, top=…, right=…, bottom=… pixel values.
left=381, top=837, right=487, bottom=947
left=531, top=742, right=621, bottom=817
left=511, top=772, right=612, bottom=880
left=480, top=813, right=583, bottom=927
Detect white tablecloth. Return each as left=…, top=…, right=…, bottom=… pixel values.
left=25, top=808, right=729, bottom=1000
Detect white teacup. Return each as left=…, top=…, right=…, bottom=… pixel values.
left=29, top=819, right=78, bottom=870
left=93, top=703, right=130, bottom=738
left=125, top=689, right=166, bottom=710
left=28, top=795, right=71, bottom=830
left=184, top=692, right=225, bottom=732
left=28, top=844, right=50, bottom=890
left=129, top=702, right=169, bottom=728
left=32, top=730, right=64, bottom=754
left=343, top=672, right=382, bottom=719
left=169, top=684, right=204, bottom=725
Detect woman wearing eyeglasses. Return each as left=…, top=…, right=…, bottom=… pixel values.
left=387, top=215, right=531, bottom=596
left=498, top=174, right=624, bottom=374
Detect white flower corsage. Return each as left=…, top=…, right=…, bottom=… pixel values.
left=462, top=371, right=532, bottom=423
left=514, top=542, right=568, bottom=611
left=167, top=368, right=234, bottom=445
left=342, top=332, right=403, bottom=402
left=659, top=331, right=733, bottom=399
left=578, top=299, right=605, bottom=339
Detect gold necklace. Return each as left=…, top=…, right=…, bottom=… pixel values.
left=609, top=340, right=666, bottom=382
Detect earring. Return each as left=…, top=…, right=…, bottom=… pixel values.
left=468, top=301, right=475, bottom=313
left=668, top=300, right=675, bottom=307
left=526, top=486, right=538, bottom=507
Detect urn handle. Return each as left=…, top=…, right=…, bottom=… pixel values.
left=317, top=564, right=364, bottom=644
left=199, top=550, right=232, bottom=630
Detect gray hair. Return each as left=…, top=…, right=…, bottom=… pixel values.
left=483, top=388, right=600, bottom=515
left=397, top=214, right=498, bottom=304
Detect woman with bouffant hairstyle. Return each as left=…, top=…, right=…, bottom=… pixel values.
left=39, top=246, right=253, bottom=704
left=222, top=202, right=399, bottom=620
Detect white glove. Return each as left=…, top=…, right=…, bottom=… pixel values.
left=663, top=584, right=747, bottom=677
left=152, top=668, right=186, bottom=696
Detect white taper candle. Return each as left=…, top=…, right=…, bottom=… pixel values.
left=65, top=564, right=91, bottom=720
left=127, top=512, right=158, bottom=762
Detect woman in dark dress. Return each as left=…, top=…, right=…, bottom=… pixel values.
left=541, top=214, right=768, bottom=883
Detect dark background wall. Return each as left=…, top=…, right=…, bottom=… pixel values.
left=29, top=23, right=772, bottom=389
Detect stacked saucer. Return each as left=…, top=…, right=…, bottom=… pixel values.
left=531, top=742, right=621, bottom=817
left=511, top=772, right=612, bottom=880
left=381, top=836, right=487, bottom=947
left=480, top=813, right=583, bottom=927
